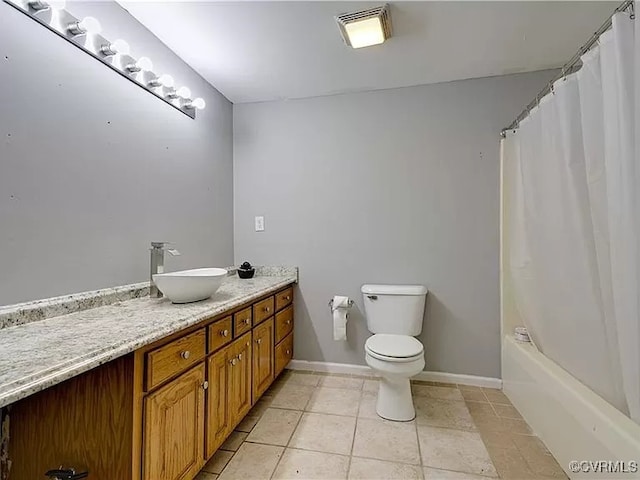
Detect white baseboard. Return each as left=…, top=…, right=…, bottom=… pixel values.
left=288, top=360, right=375, bottom=377
left=287, top=360, right=502, bottom=389
left=414, top=370, right=502, bottom=389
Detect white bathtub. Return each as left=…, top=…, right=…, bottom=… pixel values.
left=502, top=335, right=640, bottom=479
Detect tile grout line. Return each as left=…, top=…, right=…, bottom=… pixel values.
left=465, top=391, right=508, bottom=479
left=414, top=388, right=425, bottom=473
left=268, top=380, right=315, bottom=480
left=345, top=386, right=364, bottom=478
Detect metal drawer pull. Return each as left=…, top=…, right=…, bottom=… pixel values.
left=45, top=468, right=88, bottom=480
left=285, top=320, right=291, bottom=325
left=256, top=338, right=262, bottom=345
left=285, top=295, right=291, bottom=301
left=265, top=306, right=270, bottom=313
left=230, top=358, right=237, bottom=366
left=286, top=349, right=291, bottom=355
left=244, top=318, right=251, bottom=325
left=202, top=381, right=209, bottom=390
left=238, top=353, right=243, bottom=361
left=221, top=329, right=229, bottom=337
left=180, top=350, right=191, bottom=360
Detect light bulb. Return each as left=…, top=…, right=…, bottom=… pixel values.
left=158, top=74, right=174, bottom=88
left=68, top=16, right=102, bottom=36
left=176, top=87, right=191, bottom=99
left=100, top=39, right=130, bottom=56
left=185, top=97, right=206, bottom=110
left=136, top=57, right=153, bottom=72
left=125, top=57, right=153, bottom=73
left=193, top=98, right=206, bottom=110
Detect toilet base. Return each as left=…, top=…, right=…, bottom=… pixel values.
left=376, top=376, right=415, bottom=421
left=365, top=351, right=425, bottom=422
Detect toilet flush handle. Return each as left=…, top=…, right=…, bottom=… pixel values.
left=367, top=295, right=378, bottom=300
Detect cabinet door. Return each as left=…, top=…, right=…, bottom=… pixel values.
left=231, top=333, right=253, bottom=426
left=143, top=363, right=205, bottom=480
left=252, top=317, right=275, bottom=399
left=206, top=343, right=233, bottom=458
left=275, top=332, right=294, bottom=377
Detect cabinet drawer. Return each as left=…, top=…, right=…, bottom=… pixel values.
left=275, top=332, right=293, bottom=377
left=233, top=307, right=253, bottom=337
left=275, top=305, right=294, bottom=344
left=146, top=329, right=206, bottom=390
left=275, top=287, right=293, bottom=312
left=208, top=316, right=233, bottom=353
left=253, top=296, right=275, bottom=325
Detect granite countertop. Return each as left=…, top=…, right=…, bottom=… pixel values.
left=0, top=272, right=297, bottom=408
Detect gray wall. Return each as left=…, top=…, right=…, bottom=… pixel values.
left=0, top=1, right=233, bottom=305
left=234, top=70, right=555, bottom=378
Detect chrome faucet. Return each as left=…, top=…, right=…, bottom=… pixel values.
left=150, top=242, right=181, bottom=298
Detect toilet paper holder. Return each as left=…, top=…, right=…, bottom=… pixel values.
left=328, top=298, right=354, bottom=309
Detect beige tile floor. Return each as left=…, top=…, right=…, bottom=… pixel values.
left=195, top=371, right=568, bottom=480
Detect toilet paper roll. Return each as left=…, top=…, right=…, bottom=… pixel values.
left=332, top=295, right=351, bottom=341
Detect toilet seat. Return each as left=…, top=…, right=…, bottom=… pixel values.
left=365, top=334, right=424, bottom=363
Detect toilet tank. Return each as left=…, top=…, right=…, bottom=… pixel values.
left=361, top=284, right=428, bottom=336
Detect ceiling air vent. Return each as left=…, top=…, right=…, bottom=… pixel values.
left=335, top=4, right=392, bottom=49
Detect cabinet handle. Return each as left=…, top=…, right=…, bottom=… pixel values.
left=180, top=350, right=191, bottom=360
left=286, top=320, right=291, bottom=325
left=202, top=381, right=209, bottom=390
left=220, top=329, right=229, bottom=337
left=265, top=307, right=270, bottom=313
left=256, top=338, right=262, bottom=345
left=238, top=353, right=243, bottom=361
left=230, top=358, right=237, bottom=366
left=246, top=341, right=250, bottom=347
left=286, top=349, right=291, bottom=355
left=244, top=318, right=251, bottom=325
left=285, top=295, right=291, bottom=301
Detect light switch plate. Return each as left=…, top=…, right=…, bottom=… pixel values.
left=255, top=216, right=265, bottom=232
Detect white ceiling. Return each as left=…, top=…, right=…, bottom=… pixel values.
left=119, top=1, right=617, bottom=104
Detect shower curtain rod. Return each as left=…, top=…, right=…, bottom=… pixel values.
left=500, top=0, right=634, bottom=137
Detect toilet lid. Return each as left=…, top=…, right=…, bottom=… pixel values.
left=365, top=334, right=424, bottom=358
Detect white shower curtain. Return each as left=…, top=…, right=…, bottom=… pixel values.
left=503, top=11, right=640, bottom=423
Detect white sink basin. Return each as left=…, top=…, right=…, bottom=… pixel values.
left=153, top=268, right=228, bottom=304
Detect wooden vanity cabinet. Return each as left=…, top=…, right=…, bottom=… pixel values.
left=7, top=355, right=135, bottom=480
left=253, top=296, right=275, bottom=325
left=207, top=316, right=233, bottom=352
left=206, top=332, right=252, bottom=458
left=274, top=290, right=294, bottom=378
left=275, top=331, right=294, bottom=377
left=145, top=329, right=206, bottom=391
left=252, top=317, right=275, bottom=399
left=143, top=363, right=206, bottom=480
left=233, top=307, right=253, bottom=336
left=275, top=287, right=293, bottom=311
left=206, top=343, right=233, bottom=458
left=230, top=334, right=253, bottom=425
left=275, top=306, right=294, bottom=344
left=6, top=284, right=294, bottom=480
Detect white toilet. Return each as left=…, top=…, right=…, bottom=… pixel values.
left=362, top=284, right=428, bottom=421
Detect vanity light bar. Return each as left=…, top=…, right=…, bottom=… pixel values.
left=4, top=0, right=205, bottom=120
